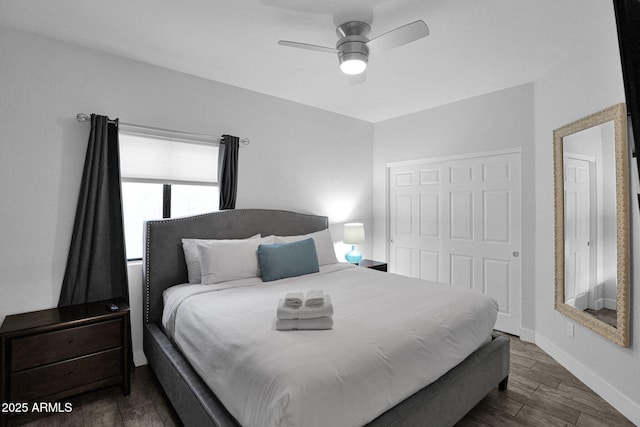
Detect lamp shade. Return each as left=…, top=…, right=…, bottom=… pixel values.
left=343, top=223, right=365, bottom=244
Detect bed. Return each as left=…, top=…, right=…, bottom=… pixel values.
left=143, top=209, right=509, bottom=427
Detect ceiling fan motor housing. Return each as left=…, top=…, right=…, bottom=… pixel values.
left=336, top=21, right=371, bottom=70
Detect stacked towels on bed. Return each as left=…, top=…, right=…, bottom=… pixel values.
left=276, top=290, right=334, bottom=331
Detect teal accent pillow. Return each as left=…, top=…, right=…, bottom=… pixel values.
left=258, top=238, right=320, bottom=282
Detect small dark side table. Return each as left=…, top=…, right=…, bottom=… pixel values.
left=357, top=259, right=388, bottom=272
left=1, top=299, right=130, bottom=426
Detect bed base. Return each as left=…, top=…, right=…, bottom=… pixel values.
left=144, top=324, right=239, bottom=427
left=145, top=323, right=509, bottom=427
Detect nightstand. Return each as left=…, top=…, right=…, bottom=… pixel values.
left=357, top=259, right=388, bottom=272
left=1, top=299, right=130, bottom=426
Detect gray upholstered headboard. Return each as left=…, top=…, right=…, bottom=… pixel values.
left=143, top=209, right=329, bottom=324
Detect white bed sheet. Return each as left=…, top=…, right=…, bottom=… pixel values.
left=163, top=264, right=498, bottom=427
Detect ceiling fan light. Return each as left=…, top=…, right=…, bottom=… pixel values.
left=340, top=59, right=367, bottom=75
left=339, top=51, right=368, bottom=75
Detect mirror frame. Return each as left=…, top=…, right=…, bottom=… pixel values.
left=553, top=103, right=630, bottom=347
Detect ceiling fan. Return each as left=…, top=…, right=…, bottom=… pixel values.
left=278, top=20, right=429, bottom=83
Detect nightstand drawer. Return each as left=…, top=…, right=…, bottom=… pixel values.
left=10, top=348, right=122, bottom=401
left=11, top=319, right=122, bottom=372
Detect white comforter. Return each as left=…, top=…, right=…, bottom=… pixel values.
left=163, top=264, right=498, bottom=427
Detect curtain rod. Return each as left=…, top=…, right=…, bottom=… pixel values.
left=75, top=113, right=250, bottom=145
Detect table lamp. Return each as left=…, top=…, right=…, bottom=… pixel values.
left=343, top=223, right=365, bottom=263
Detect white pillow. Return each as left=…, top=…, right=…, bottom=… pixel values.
left=272, top=229, right=338, bottom=265
left=182, top=234, right=260, bottom=284
left=197, top=236, right=275, bottom=285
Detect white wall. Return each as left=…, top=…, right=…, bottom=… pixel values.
left=533, top=4, right=640, bottom=422
left=0, top=26, right=373, bottom=364
left=372, top=83, right=536, bottom=335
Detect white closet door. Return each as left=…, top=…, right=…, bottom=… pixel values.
left=388, top=164, right=443, bottom=281
left=389, top=150, right=522, bottom=335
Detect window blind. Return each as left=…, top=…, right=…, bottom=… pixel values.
left=119, top=132, right=218, bottom=184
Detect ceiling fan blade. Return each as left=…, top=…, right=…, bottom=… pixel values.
left=348, top=71, right=366, bottom=86
left=366, top=20, right=429, bottom=52
left=277, top=40, right=338, bottom=54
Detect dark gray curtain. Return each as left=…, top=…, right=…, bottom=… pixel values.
left=58, top=114, right=129, bottom=306
left=218, top=134, right=240, bottom=210
left=614, top=0, right=640, bottom=175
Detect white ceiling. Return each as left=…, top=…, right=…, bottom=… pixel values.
left=0, top=0, right=616, bottom=123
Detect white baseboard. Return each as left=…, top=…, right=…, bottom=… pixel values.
left=604, top=298, right=617, bottom=310
left=534, top=333, right=640, bottom=425
left=133, top=350, right=148, bottom=367
left=518, top=327, right=536, bottom=343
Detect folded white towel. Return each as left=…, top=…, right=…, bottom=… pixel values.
left=305, top=290, right=325, bottom=307
left=276, top=316, right=333, bottom=331
left=284, top=292, right=304, bottom=308
left=277, top=295, right=334, bottom=320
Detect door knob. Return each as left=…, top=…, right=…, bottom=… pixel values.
left=513, top=251, right=519, bottom=258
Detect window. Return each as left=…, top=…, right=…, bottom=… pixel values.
left=119, top=127, right=219, bottom=260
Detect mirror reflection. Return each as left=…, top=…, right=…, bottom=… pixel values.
left=553, top=103, right=630, bottom=347
left=562, top=121, right=617, bottom=327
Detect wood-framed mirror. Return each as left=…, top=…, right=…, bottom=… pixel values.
left=553, top=103, right=630, bottom=347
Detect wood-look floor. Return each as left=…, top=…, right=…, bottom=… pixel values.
left=456, top=334, right=634, bottom=427
left=9, top=335, right=634, bottom=427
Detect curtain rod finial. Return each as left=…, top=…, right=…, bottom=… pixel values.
left=76, top=113, right=91, bottom=122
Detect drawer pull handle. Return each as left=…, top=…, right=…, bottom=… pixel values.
left=67, top=340, right=74, bottom=345
left=68, top=371, right=74, bottom=376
